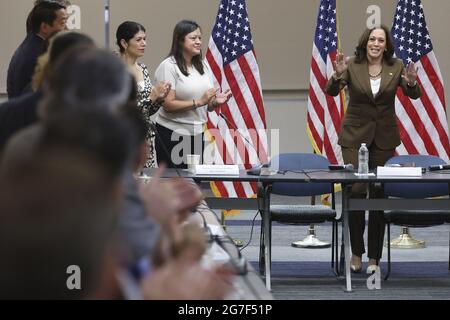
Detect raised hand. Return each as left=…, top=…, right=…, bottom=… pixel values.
left=402, top=63, right=418, bottom=86
left=333, top=50, right=349, bottom=77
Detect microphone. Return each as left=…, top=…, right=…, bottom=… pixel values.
left=428, top=164, right=450, bottom=171
left=218, top=113, right=267, bottom=175
left=329, top=163, right=354, bottom=171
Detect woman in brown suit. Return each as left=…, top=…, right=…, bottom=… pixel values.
left=326, top=25, right=421, bottom=273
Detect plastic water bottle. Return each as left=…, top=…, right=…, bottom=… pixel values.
left=358, top=143, right=369, bottom=175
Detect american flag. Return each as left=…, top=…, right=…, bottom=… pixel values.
left=307, top=0, right=345, bottom=165
left=392, top=0, right=450, bottom=160
left=206, top=0, right=268, bottom=199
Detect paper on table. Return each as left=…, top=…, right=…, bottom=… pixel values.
left=376, top=166, right=422, bottom=176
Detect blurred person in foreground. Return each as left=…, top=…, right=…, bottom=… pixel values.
left=2, top=46, right=234, bottom=299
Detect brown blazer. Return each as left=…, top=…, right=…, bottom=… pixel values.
left=326, top=57, right=421, bottom=150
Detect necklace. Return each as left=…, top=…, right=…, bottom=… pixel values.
left=369, top=68, right=382, bottom=79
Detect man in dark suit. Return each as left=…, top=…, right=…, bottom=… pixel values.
left=7, top=1, right=67, bottom=99
left=0, top=90, right=42, bottom=152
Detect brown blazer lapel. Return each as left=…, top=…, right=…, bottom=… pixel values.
left=351, top=61, right=374, bottom=103
left=376, top=60, right=400, bottom=98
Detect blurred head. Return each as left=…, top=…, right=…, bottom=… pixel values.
left=0, top=150, right=119, bottom=299
left=39, top=109, right=134, bottom=180
left=354, top=25, right=395, bottom=65
left=40, top=47, right=135, bottom=118
left=32, top=31, right=95, bottom=90
left=116, top=21, right=146, bottom=58
left=48, top=31, right=95, bottom=64
left=28, top=1, right=68, bottom=38
left=34, top=0, right=71, bottom=5
left=169, top=20, right=204, bottom=76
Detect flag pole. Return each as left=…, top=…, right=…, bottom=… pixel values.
left=104, top=0, right=110, bottom=49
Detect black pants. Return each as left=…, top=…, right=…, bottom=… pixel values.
left=155, top=122, right=204, bottom=169
left=341, top=144, right=394, bottom=261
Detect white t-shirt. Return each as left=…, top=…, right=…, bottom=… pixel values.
left=155, top=56, right=214, bottom=135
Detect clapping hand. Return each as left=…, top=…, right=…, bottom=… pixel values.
left=199, top=88, right=217, bottom=106
left=139, top=166, right=202, bottom=231
left=402, top=63, right=418, bottom=86
left=207, top=88, right=232, bottom=111
left=213, top=88, right=232, bottom=105
left=151, top=80, right=171, bottom=102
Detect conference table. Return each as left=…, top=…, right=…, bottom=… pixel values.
left=144, top=168, right=311, bottom=291
left=144, top=167, right=450, bottom=292
left=305, top=170, right=450, bottom=292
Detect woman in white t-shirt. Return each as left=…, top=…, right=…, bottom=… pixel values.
left=154, top=20, right=231, bottom=168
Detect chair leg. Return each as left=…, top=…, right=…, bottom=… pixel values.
left=268, top=218, right=272, bottom=284
left=331, top=221, right=335, bottom=269
left=384, top=223, right=391, bottom=280
left=259, top=214, right=265, bottom=275
left=339, top=222, right=345, bottom=273
left=335, top=221, right=340, bottom=276
left=331, top=221, right=339, bottom=276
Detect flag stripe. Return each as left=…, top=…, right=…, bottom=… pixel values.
left=206, top=0, right=267, bottom=199
left=238, top=52, right=266, bottom=123
left=397, top=91, right=439, bottom=155
left=420, top=54, right=445, bottom=108
left=396, top=118, right=420, bottom=154
left=414, top=78, right=450, bottom=158
left=307, top=114, right=323, bottom=151
left=392, top=0, right=450, bottom=162
left=206, top=49, right=222, bottom=85
left=307, top=0, right=344, bottom=165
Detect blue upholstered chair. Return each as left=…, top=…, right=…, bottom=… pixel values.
left=259, top=153, right=339, bottom=283
left=383, top=154, right=450, bottom=280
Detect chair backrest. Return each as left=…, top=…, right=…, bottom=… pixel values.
left=384, top=155, right=449, bottom=198
left=270, top=153, right=332, bottom=196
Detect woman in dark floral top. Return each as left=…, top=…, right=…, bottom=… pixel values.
left=116, top=21, right=170, bottom=167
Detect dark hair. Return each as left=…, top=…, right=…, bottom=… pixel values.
left=34, top=0, right=71, bottom=4
left=354, top=24, right=395, bottom=65
left=41, top=109, right=133, bottom=179
left=49, top=32, right=94, bottom=64
left=116, top=21, right=146, bottom=53
left=27, top=0, right=66, bottom=34
left=169, top=19, right=204, bottom=76
left=32, top=31, right=95, bottom=90
left=42, top=47, right=135, bottom=116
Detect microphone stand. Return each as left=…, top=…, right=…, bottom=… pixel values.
left=217, top=112, right=267, bottom=248
left=103, top=0, right=110, bottom=49
left=218, top=113, right=265, bottom=174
